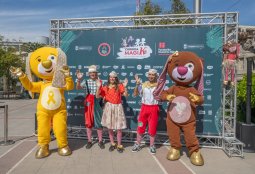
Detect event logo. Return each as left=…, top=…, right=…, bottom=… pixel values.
left=129, top=72, right=134, bottom=76
left=98, top=43, right=111, bottom=56
left=158, top=42, right=175, bottom=56
left=117, top=37, right=152, bottom=59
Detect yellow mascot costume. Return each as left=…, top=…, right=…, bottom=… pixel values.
left=10, top=47, right=74, bottom=159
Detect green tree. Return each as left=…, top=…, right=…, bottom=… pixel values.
left=237, top=74, right=255, bottom=123
left=135, top=0, right=162, bottom=25
left=170, top=0, right=190, bottom=14
left=135, top=0, right=192, bottom=25
left=0, top=47, right=24, bottom=92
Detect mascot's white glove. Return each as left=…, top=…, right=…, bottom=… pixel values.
left=9, top=66, right=24, bottom=77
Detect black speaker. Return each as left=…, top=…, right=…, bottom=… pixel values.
left=236, top=122, right=255, bottom=152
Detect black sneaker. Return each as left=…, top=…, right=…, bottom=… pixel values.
left=150, top=145, right=156, bottom=154
left=86, top=142, right=93, bottom=149
left=98, top=141, right=105, bottom=149
left=109, top=143, right=116, bottom=152
left=117, top=145, right=124, bottom=153
left=131, top=143, right=141, bottom=152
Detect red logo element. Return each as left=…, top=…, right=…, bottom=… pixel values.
left=159, top=42, right=166, bottom=49
left=98, top=43, right=111, bottom=56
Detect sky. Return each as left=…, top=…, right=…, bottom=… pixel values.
left=0, top=0, right=254, bottom=42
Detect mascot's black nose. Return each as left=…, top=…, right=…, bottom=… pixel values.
left=42, top=60, right=52, bottom=69
left=177, top=66, right=188, bottom=75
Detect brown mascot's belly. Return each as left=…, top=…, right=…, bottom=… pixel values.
left=169, top=96, right=191, bottom=123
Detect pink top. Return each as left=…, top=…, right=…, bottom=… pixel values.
left=100, top=84, right=125, bottom=104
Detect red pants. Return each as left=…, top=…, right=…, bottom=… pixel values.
left=84, top=94, right=94, bottom=128
left=137, top=104, right=159, bottom=136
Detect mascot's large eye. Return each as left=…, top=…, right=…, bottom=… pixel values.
left=48, top=55, right=56, bottom=61
left=37, top=58, right=41, bottom=62
left=185, top=63, right=194, bottom=71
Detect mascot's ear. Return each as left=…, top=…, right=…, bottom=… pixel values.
left=25, top=53, right=34, bottom=99
left=52, top=48, right=67, bottom=88
left=153, top=51, right=178, bottom=100
left=194, top=58, right=204, bottom=96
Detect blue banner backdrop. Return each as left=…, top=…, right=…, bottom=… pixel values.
left=61, top=26, right=223, bottom=136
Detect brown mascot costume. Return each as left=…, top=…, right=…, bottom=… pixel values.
left=154, top=51, right=204, bottom=166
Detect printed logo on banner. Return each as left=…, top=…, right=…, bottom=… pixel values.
left=113, top=65, right=119, bottom=69
left=137, top=65, right=142, bottom=70
left=127, top=101, right=136, bottom=104
left=117, top=37, right=152, bottom=59
left=207, top=95, right=212, bottom=100
left=198, top=110, right=206, bottom=115
left=207, top=65, right=213, bottom=70
left=78, top=65, right=82, bottom=69
left=153, top=66, right=163, bottom=69
left=208, top=110, right=213, bottom=115
left=98, top=43, right=111, bottom=56
left=129, top=72, right=134, bottom=76
left=103, top=72, right=108, bottom=76
left=206, top=80, right=211, bottom=85
left=102, top=66, right=111, bottom=69
left=131, top=80, right=136, bottom=84
left=127, top=66, right=135, bottom=69
left=75, top=45, right=92, bottom=51
left=144, top=65, right=151, bottom=69
left=121, top=65, right=126, bottom=69
left=204, top=88, right=212, bottom=91
left=96, top=65, right=100, bottom=70
left=204, top=73, right=214, bottom=77
left=183, top=44, right=204, bottom=50
left=203, top=103, right=213, bottom=107
left=157, top=42, right=175, bottom=56
left=121, top=72, right=127, bottom=76
left=69, top=65, right=77, bottom=69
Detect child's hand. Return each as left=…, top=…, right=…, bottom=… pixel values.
left=134, top=74, right=141, bottom=85
left=76, top=69, right=83, bottom=79
left=96, top=78, right=102, bottom=87
left=123, top=78, right=128, bottom=87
